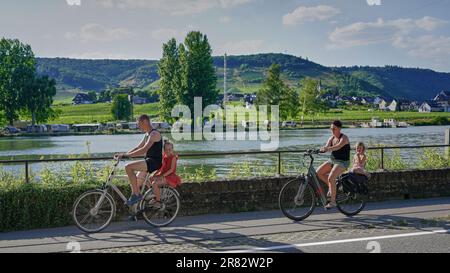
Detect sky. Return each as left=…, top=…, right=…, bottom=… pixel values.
left=1, top=0, right=450, bottom=72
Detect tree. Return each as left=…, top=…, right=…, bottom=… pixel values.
left=298, top=77, right=328, bottom=124
left=179, top=31, right=218, bottom=112
left=157, top=38, right=180, bottom=122
left=281, top=86, right=300, bottom=120
left=111, top=94, right=132, bottom=121
left=0, top=111, right=6, bottom=127
left=0, top=38, right=36, bottom=125
left=256, top=63, right=297, bottom=120
left=21, top=75, right=57, bottom=127
left=98, top=90, right=111, bottom=102
left=87, top=91, right=97, bottom=103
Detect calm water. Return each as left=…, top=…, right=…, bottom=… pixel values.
left=1, top=125, right=449, bottom=177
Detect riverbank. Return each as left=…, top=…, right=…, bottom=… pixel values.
left=48, top=102, right=450, bottom=124
left=1, top=122, right=448, bottom=138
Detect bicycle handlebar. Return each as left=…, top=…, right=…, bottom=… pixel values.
left=113, top=154, right=130, bottom=164
left=304, top=149, right=322, bottom=156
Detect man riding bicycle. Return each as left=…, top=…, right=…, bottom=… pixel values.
left=115, top=114, right=163, bottom=206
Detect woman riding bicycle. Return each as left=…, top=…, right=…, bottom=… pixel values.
left=316, top=120, right=351, bottom=209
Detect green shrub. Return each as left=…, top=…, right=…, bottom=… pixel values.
left=417, top=148, right=450, bottom=169
left=384, top=149, right=409, bottom=170
left=178, top=165, right=217, bottom=183
left=0, top=182, right=98, bottom=232
left=432, top=116, right=450, bottom=125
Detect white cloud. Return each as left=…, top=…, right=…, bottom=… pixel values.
left=366, top=0, right=381, bottom=6
left=66, top=0, right=81, bottom=6
left=328, top=16, right=450, bottom=64
left=220, top=16, right=232, bottom=23
left=219, top=39, right=264, bottom=55
left=151, top=28, right=189, bottom=42
left=283, top=5, right=340, bottom=26
left=393, top=35, right=450, bottom=59
left=95, top=0, right=254, bottom=15
left=328, top=16, right=447, bottom=48
left=415, top=16, right=447, bottom=31
left=65, top=24, right=133, bottom=42
left=64, top=32, right=78, bottom=40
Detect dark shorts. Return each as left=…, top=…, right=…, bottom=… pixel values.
left=145, top=157, right=162, bottom=173
left=327, top=156, right=350, bottom=169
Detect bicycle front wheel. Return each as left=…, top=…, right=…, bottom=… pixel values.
left=72, top=190, right=115, bottom=233
left=141, top=186, right=180, bottom=227
left=279, top=178, right=316, bottom=221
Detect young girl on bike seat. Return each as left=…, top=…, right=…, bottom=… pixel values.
left=150, top=141, right=182, bottom=206
left=350, top=142, right=371, bottom=179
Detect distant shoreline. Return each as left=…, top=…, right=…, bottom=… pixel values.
left=3, top=123, right=449, bottom=138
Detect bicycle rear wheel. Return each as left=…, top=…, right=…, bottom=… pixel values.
left=72, top=190, right=115, bottom=233
left=336, top=182, right=367, bottom=217
left=279, top=178, right=316, bottom=221
left=141, top=186, right=180, bottom=227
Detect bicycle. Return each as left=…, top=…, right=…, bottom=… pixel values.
left=72, top=156, right=181, bottom=233
left=279, top=149, right=369, bottom=221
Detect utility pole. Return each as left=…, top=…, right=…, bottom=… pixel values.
left=224, top=53, right=228, bottom=106
left=223, top=53, right=228, bottom=126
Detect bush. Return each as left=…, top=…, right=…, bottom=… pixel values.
left=417, top=148, right=450, bottom=169
left=432, top=116, right=450, bottom=125
left=0, top=182, right=98, bottom=232
left=0, top=160, right=125, bottom=232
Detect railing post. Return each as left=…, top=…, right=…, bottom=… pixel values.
left=25, top=161, right=29, bottom=183
left=380, top=148, right=384, bottom=170
left=446, top=129, right=450, bottom=160
left=278, top=152, right=281, bottom=176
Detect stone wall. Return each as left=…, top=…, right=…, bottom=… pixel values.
left=175, top=168, right=450, bottom=217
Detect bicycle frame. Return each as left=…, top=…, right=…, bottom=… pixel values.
left=94, top=158, right=181, bottom=211
left=304, top=152, right=329, bottom=207
left=94, top=159, right=153, bottom=210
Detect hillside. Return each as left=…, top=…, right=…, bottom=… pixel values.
left=36, top=54, right=450, bottom=101
left=336, top=66, right=450, bottom=101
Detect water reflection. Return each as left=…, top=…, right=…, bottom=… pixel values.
left=1, top=126, right=449, bottom=177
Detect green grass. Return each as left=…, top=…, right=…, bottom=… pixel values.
left=53, top=88, right=85, bottom=104
left=50, top=103, right=159, bottom=124
left=301, top=110, right=450, bottom=122
left=47, top=102, right=450, bottom=125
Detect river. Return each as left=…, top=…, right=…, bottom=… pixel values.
left=1, top=125, right=449, bottom=177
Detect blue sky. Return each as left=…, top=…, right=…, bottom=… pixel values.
left=1, top=0, right=450, bottom=72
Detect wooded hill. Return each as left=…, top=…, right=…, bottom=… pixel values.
left=36, top=53, right=450, bottom=101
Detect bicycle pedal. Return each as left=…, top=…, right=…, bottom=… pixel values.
left=128, top=215, right=138, bottom=222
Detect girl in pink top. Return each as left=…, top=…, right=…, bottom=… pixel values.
left=351, top=142, right=370, bottom=178
left=150, top=141, right=182, bottom=205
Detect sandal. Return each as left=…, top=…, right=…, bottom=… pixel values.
left=325, top=201, right=337, bottom=210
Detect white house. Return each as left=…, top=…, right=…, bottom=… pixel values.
left=373, top=97, right=384, bottom=105
left=378, top=99, right=388, bottom=110
left=387, top=100, right=400, bottom=112
left=132, top=96, right=149, bottom=105
left=72, top=93, right=93, bottom=105
left=419, top=101, right=444, bottom=113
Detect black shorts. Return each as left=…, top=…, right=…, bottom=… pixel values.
left=145, top=157, right=162, bottom=173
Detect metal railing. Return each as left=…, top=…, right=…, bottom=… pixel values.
left=1, top=144, right=449, bottom=183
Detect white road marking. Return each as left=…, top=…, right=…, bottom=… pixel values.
left=220, top=229, right=449, bottom=253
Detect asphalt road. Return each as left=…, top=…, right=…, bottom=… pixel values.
left=0, top=197, right=449, bottom=253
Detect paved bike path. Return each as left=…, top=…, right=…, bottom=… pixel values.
left=0, top=198, right=449, bottom=253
